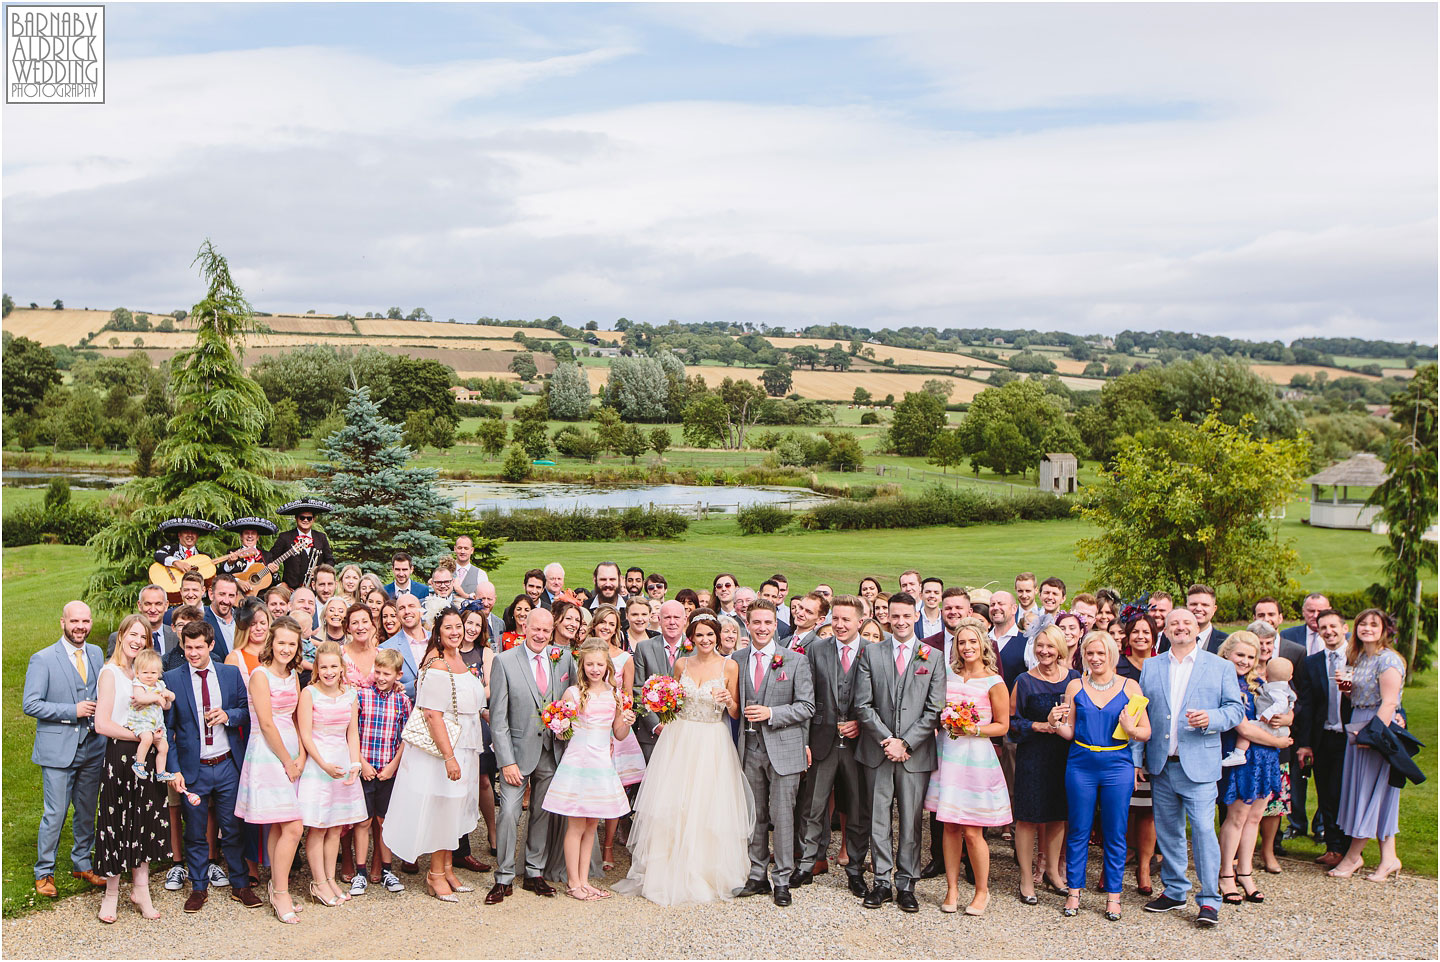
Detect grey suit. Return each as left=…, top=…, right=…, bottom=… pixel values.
left=489, top=644, right=576, bottom=885
left=455, top=564, right=482, bottom=598
left=854, top=636, right=946, bottom=889
left=799, top=638, right=869, bottom=876
left=23, top=639, right=105, bottom=879
left=631, top=635, right=680, bottom=761
left=786, top=628, right=820, bottom=652
left=733, top=645, right=814, bottom=884
left=106, top=624, right=178, bottom=659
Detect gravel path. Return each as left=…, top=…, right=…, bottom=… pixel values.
left=4, top=819, right=1435, bottom=960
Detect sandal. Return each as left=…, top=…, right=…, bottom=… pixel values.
left=566, top=886, right=601, bottom=901
left=1062, top=892, right=1080, bottom=917
left=268, top=882, right=299, bottom=924
left=1104, top=895, right=1121, bottom=922
left=585, top=884, right=612, bottom=899
left=1219, top=873, right=1242, bottom=905
left=1237, top=872, right=1263, bottom=903
left=602, top=846, right=616, bottom=872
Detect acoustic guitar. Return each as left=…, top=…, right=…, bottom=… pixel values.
left=147, top=549, right=245, bottom=599
left=232, top=541, right=308, bottom=595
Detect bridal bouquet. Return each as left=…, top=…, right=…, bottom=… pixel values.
left=540, top=699, right=578, bottom=740
left=939, top=700, right=982, bottom=739
left=637, top=674, right=685, bottom=724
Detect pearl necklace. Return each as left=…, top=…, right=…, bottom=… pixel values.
left=1088, top=674, right=1117, bottom=692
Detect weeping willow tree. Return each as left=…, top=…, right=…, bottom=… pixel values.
left=86, top=241, right=284, bottom=616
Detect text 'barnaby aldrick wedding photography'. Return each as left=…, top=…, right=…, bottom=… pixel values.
left=6, top=5, right=104, bottom=104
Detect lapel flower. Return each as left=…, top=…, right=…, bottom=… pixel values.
left=681, top=642, right=695, bottom=654
left=792, top=644, right=807, bottom=656
left=916, top=646, right=930, bottom=662
left=548, top=647, right=563, bottom=663
left=770, top=653, right=784, bottom=671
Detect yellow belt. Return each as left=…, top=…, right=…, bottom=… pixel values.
left=1075, top=741, right=1126, bottom=752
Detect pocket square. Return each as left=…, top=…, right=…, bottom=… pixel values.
left=779, top=672, right=788, bottom=682
left=916, top=668, right=930, bottom=676
left=560, top=673, right=569, bottom=684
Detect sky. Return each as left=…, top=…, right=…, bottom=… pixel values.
left=3, top=2, right=1436, bottom=343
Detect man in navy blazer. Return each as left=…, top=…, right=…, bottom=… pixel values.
left=164, top=621, right=259, bottom=911
left=23, top=601, right=107, bottom=896
left=1280, top=592, right=1330, bottom=658
left=1293, top=608, right=1354, bottom=866
left=200, top=574, right=240, bottom=662
left=1134, top=607, right=1245, bottom=927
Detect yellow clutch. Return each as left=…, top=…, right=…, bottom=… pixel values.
left=1112, top=694, right=1149, bottom=741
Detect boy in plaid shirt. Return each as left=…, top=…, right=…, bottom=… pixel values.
left=350, top=648, right=411, bottom=895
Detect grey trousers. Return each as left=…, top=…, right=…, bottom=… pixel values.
left=862, top=759, right=929, bottom=889
left=541, top=813, right=604, bottom=884
left=799, top=741, right=868, bottom=874
left=494, top=755, right=556, bottom=885
left=743, top=746, right=802, bottom=883
left=35, top=741, right=103, bottom=879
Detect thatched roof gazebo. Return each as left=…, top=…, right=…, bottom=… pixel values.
left=1305, top=453, right=1387, bottom=530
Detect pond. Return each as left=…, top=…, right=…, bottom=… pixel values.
left=439, top=481, right=829, bottom=515
left=2, top=470, right=130, bottom=489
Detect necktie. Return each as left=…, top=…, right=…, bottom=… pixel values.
left=841, top=645, right=853, bottom=673
left=153, top=629, right=162, bottom=652
left=197, top=668, right=213, bottom=746
left=896, top=644, right=907, bottom=676
left=72, top=648, right=87, bottom=684
left=666, top=644, right=676, bottom=668
left=534, top=654, right=548, bottom=694
left=1327, top=650, right=1341, bottom=728
left=753, top=651, right=766, bottom=692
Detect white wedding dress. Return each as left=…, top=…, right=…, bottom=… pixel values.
left=613, top=672, right=756, bottom=905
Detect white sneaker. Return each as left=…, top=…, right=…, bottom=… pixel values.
left=206, top=862, right=230, bottom=887
left=381, top=869, right=404, bottom=893
left=163, top=864, right=188, bottom=891
left=1221, top=749, right=1247, bottom=768
left=349, top=873, right=369, bottom=897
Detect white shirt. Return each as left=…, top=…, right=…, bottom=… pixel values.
left=1196, top=624, right=1214, bottom=650
left=1166, top=646, right=1199, bottom=748
left=836, top=638, right=859, bottom=673
left=989, top=626, right=1021, bottom=656
left=1306, top=628, right=1325, bottom=657
left=212, top=611, right=236, bottom=650
left=403, top=629, right=428, bottom=671
left=919, top=611, right=943, bottom=641
left=189, top=661, right=230, bottom=759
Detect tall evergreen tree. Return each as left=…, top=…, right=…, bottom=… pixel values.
left=314, top=384, right=456, bottom=576
left=87, top=241, right=283, bottom=616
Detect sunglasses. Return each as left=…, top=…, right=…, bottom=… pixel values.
left=298, top=515, right=314, bottom=522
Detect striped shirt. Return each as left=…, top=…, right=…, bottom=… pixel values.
left=357, top=685, right=411, bottom=769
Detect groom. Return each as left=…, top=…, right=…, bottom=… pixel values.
left=732, top=601, right=815, bottom=907
left=487, top=608, right=574, bottom=904
left=853, top=592, right=945, bottom=912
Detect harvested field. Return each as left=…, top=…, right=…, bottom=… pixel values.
left=1054, top=374, right=1105, bottom=391
left=4, top=308, right=134, bottom=344
left=763, top=337, right=1000, bottom=370
left=1250, top=363, right=1380, bottom=384
left=355, top=319, right=562, bottom=338
left=93, top=344, right=554, bottom=377
left=1383, top=368, right=1416, bottom=379
left=256, top=314, right=355, bottom=334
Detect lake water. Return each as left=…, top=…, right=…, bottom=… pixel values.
left=440, top=481, right=829, bottom=514
left=2, top=470, right=130, bottom=489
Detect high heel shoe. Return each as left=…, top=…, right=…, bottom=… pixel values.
left=1327, top=858, right=1364, bottom=879
left=308, top=881, right=339, bottom=907
left=1219, top=873, right=1242, bottom=905
left=1366, top=862, right=1402, bottom=882
left=1062, top=892, right=1080, bottom=917
left=268, top=882, right=299, bottom=924
left=446, top=875, right=474, bottom=894
left=326, top=878, right=351, bottom=902
left=1043, top=873, right=1068, bottom=897
left=1017, top=886, right=1038, bottom=906
left=426, top=871, right=459, bottom=903
left=1104, top=895, right=1122, bottom=922
left=1236, top=872, right=1263, bottom=903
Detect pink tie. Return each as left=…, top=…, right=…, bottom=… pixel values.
left=895, top=645, right=906, bottom=675
left=666, top=644, right=676, bottom=667
left=753, top=651, right=766, bottom=692
left=534, top=654, right=548, bottom=694
left=841, top=645, right=853, bottom=673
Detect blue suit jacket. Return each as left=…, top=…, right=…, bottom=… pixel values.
left=1133, top=647, right=1246, bottom=783
left=385, top=581, right=430, bottom=601
left=379, top=631, right=425, bottom=700
left=201, top=609, right=234, bottom=662
left=1279, top=624, right=1311, bottom=650
left=164, top=660, right=247, bottom=784
left=23, top=639, right=104, bottom=767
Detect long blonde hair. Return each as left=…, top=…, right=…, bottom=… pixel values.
left=1219, top=631, right=1261, bottom=693
left=573, top=638, right=616, bottom=715
left=311, top=640, right=348, bottom=693
left=950, top=616, right=998, bottom=677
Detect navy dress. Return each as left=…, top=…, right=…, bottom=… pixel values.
left=1220, top=677, right=1282, bottom=805
left=1010, top=670, right=1078, bottom=823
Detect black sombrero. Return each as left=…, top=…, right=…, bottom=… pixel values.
left=222, top=517, right=279, bottom=535
left=157, top=517, right=221, bottom=534
left=276, top=499, right=336, bottom=517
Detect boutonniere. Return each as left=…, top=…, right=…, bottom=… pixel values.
left=770, top=653, right=784, bottom=670
left=791, top=644, right=807, bottom=656
left=681, top=642, right=695, bottom=654
left=916, top=646, right=931, bottom=662
left=548, top=647, right=563, bottom=663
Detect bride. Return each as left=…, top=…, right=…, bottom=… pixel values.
left=614, top=610, right=756, bottom=904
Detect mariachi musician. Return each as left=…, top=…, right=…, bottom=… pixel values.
left=269, top=499, right=335, bottom=590
left=218, top=517, right=278, bottom=588
left=153, top=517, right=222, bottom=573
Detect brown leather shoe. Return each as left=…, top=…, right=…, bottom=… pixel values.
left=813, top=859, right=830, bottom=876
left=183, top=889, right=208, bottom=913
left=1315, top=851, right=1344, bottom=867
left=34, top=876, right=57, bottom=897
left=230, top=885, right=263, bottom=908
left=455, top=854, right=491, bottom=873
left=484, top=882, right=513, bottom=905
left=71, top=869, right=106, bottom=888
left=521, top=875, right=556, bottom=897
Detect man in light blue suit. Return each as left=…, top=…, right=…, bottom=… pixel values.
left=1134, top=607, right=1245, bottom=928
left=23, top=601, right=107, bottom=896
left=378, top=592, right=427, bottom=699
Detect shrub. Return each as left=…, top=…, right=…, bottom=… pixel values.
left=455, top=401, right=503, bottom=419
left=2, top=499, right=114, bottom=547
left=475, top=505, right=688, bottom=541
left=736, top=504, right=794, bottom=535
left=500, top=445, right=532, bottom=482
left=859, top=411, right=880, bottom=425
left=800, top=483, right=1074, bottom=531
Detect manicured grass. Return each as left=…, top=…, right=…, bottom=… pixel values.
left=1, top=487, right=112, bottom=512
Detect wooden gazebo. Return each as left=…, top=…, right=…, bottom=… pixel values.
left=1305, top=453, right=1387, bottom=529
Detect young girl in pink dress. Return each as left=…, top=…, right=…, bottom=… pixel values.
left=541, top=638, right=637, bottom=901
left=297, top=642, right=367, bottom=906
